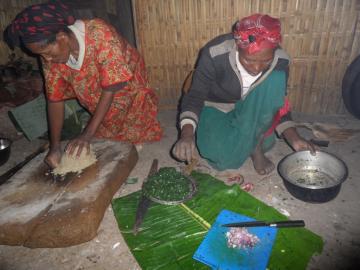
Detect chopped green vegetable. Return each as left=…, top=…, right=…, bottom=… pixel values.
left=143, top=167, right=191, bottom=202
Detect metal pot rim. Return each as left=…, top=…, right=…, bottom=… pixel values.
left=277, top=150, right=348, bottom=190
left=0, top=138, right=12, bottom=150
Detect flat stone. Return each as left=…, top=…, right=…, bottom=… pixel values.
left=0, top=140, right=138, bottom=248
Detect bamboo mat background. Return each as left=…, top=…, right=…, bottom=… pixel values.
left=131, top=0, right=360, bottom=114
left=1, top=0, right=359, bottom=114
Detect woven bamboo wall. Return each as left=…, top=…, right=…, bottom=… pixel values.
left=132, top=0, right=360, bottom=114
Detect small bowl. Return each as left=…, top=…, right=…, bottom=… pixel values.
left=278, top=150, right=348, bottom=203
left=0, top=138, right=12, bottom=166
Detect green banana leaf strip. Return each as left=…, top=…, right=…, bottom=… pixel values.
left=112, top=172, right=323, bottom=270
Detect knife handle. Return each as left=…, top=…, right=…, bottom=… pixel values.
left=310, top=139, right=329, bottom=147
left=272, top=220, right=305, bottom=228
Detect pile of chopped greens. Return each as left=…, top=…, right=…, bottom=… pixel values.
left=142, top=167, right=191, bottom=202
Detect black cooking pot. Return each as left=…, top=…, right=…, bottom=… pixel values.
left=278, top=151, right=348, bottom=203
left=0, top=138, right=12, bottom=166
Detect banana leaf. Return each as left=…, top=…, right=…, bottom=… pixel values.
left=112, top=172, right=323, bottom=270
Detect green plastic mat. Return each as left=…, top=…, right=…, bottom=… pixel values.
left=8, top=94, right=90, bottom=141
left=112, top=172, right=323, bottom=270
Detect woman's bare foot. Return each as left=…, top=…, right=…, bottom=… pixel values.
left=251, top=143, right=275, bottom=175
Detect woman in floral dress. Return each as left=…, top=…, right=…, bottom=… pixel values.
left=5, top=1, right=162, bottom=168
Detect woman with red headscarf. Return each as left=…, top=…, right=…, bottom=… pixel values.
left=173, top=14, right=316, bottom=174
left=5, top=1, right=162, bottom=168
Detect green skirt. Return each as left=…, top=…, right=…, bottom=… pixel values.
left=196, top=71, right=286, bottom=170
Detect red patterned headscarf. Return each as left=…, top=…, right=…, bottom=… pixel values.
left=4, top=1, right=75, bottom=48
left=233, top=14, right=281, bottom=54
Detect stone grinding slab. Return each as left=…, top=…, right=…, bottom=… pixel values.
left=0, top=140, right=138, bottom=248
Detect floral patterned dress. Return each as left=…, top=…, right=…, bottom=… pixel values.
left=43, top=19, right=162, bottom=144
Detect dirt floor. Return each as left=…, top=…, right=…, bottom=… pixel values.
left=0, top=109, right=360, bottom=270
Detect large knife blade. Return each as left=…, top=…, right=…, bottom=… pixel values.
left=0, top=142, right=49, bottom=185
left=222, top=220, right=305, bottom=228
left=133, top=159, right=158, bottom=235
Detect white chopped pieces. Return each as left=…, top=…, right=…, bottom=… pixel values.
left=225, top=227, right=260, bottom=249
left=112, top=242, right=120, bottom=249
